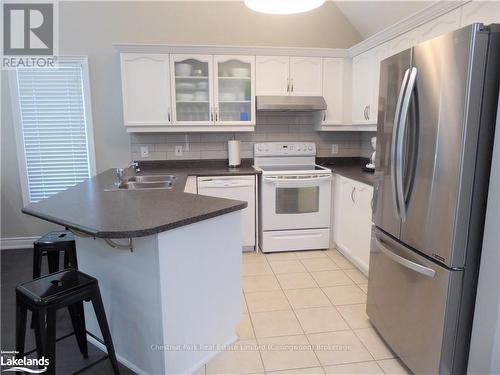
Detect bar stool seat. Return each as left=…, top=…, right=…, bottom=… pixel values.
left=33, top=231, right=78, bottom=279
left=16, top=269, right=120, bottom=375
left=32, top=231, right=78, bottom=330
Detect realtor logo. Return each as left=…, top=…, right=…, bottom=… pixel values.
left=3, top=3, right=53, bottom=55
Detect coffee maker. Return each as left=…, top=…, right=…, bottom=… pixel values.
left=363, top=136, right=376, bottom=172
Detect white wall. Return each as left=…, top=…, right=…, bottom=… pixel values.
left=468, top=97, right=500, bottom=374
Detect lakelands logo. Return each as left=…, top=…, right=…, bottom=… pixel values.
left=1, top=352, right=49, bottom=373
left=2, top=2, right=57, bottom=68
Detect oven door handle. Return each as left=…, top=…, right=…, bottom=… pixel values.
left=263, top=175, right=332, bottom=187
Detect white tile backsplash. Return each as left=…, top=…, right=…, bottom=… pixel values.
left=129, top=113, right=372, bottom=161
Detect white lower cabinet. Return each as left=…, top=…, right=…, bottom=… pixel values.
left=196, top=175, right=256, bottom=250
left=332, top=174, right=373, bottom=275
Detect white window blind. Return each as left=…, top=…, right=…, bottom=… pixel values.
left=15, top=59, right=93, bottom=203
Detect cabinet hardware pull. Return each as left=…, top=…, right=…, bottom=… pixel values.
left=323, top=111, right=326, bottom=121
left=351, top=187, right=356, bottom=203
left=367, top=105, right=370, bottom=120
left=364, top=106, right=368, bottom=120
left=287, top=78, right=290, bottom=93
left=215, top=107, right=218, bottom=122
left=291, top=78, right=294, bottom=92
left=210, top=107, right=214, bottom=121
left=168, top=108, right=171, bottom=122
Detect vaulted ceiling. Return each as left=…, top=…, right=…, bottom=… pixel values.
left=333, top=1, right=435, bottom=38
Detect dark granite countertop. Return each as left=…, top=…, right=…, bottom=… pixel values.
left=317, top=157, right=375, bottom=186
left=22, top=160, right=259, bottom=239
left=138, top=158, right=259, bottom=177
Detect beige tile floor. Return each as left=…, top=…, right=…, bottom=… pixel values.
left=199, top=248, right=412, bottom=375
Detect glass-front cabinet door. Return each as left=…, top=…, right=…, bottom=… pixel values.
left=214, top=56, right=255, bottom=126
left=171, top=54, right=214, bottom=125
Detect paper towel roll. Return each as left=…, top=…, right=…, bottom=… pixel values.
left=228, top=140, right=241, bottom=167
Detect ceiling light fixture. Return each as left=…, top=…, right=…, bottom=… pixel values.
left=244, top=0, right=326, bottom=15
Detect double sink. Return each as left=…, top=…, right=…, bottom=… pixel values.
left=107, top=175, right=177, bottom=191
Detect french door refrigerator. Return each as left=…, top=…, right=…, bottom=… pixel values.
left=367, top=23, right=500, bottom=374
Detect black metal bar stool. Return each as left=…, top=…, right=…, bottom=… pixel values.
left=32, top=231, right=80, bottom=330
left=33, top=231, right=78, bottom=279
left=16, top=269, right=120, bottom=375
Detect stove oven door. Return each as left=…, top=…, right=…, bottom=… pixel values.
left=261, top=173, right=332, bottom=231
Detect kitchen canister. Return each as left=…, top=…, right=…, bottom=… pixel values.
left=228, top=140, right=241, bottom=168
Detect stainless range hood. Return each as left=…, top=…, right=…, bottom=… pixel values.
left=256, top=96, right=327, bottom=112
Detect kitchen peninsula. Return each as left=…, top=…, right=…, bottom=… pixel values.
left=22, top=166, right=249, bottom=375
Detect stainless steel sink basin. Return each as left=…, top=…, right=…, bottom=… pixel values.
left=128, top=175, right=177, bottom=183
left=105, top=174, right=176, bottom=191
left=118, top=181, right=174, bottom=190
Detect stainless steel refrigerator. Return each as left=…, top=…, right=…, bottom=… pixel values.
left=367, top=23, right=500, bottom=374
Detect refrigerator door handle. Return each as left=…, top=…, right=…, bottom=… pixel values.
left=396, top=67, right=418, bottom=222
left=375, top=237, right=436, bottom=278
left=391, top=68, right=410, bottom=219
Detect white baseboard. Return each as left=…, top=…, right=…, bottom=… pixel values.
left=0, top=236, right=39, bottom=250
left=87, top=333, right=238, bottom=375
left=87, top=335, right=148, bottom=375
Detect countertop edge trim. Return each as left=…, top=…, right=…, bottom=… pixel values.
left=23, top=201, right=248, bottom=239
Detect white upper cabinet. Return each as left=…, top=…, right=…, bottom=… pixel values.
left=460, top=1, right=500, bottom=26
left=351, top=49, right=378, bottom=125
left=371, top=46, right=385, bottom=125
left=213, top=55, right=256, bottom=126
left=256, top=56, right=322, bottom=96
left=379, top=28, right=419, bottom=61
left=416, top=8, right=462, bottom=43
left=321, top=58, right=344, bottom=125
left=255, top=56, right=290, bottom=95
left=352, top=52, right=373, bottom=124
left=170, top=54, right=214, bottom=125
left=289, top=57, right=322, bottom=96
left=120, top=53, right=171, bottom=126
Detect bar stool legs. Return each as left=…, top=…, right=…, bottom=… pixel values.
left=90, top=286, right=120, bottom=375
left=16, top=270, right=120, bottom=375
left=15, top=299, right=27, bottom=358
left=68, top=302, right=88, bottom=358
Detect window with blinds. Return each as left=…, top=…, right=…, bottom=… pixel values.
left=15, top=58, right=94, bottom=204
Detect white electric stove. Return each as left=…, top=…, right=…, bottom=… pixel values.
left=253, top=142, right=332, bottom=253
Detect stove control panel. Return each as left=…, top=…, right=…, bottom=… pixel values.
left=254, top=142, right=316, bottom=157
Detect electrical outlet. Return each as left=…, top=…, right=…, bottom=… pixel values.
left=140, top=146, right=149, bottom=158
left=331, top=144, right=339, bottom=155
left=175, top=145, right=183, bottom=156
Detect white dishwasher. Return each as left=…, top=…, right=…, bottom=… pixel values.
left=197, top=175, right=256, bottom=250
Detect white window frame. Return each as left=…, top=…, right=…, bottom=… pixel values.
left=9, top=55, right=97, bottom=207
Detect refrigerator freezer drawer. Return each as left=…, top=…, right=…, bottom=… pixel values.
left=367, top=228, right=463, bottom=375
left=261, top=228, right=329, bottom=253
